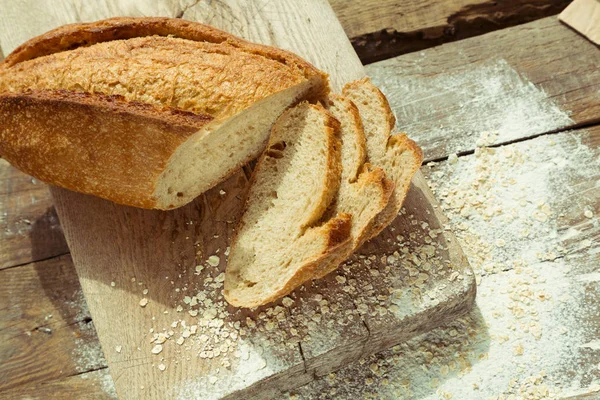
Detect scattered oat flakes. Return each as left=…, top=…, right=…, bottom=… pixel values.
left=207, top=255, right=220, bottom=267
left=151, top=345, right=163, bottom=355
left=282, top=297, right=294, bottom=307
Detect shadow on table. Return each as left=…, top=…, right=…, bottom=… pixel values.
left=30, top=207, right=87, bottom=326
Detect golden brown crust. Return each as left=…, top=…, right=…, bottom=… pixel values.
left=0, top=36, right=307, bottom=119
left=1, top=17, right=329, bottom=99
left=0, top=90, right=209, bottom=208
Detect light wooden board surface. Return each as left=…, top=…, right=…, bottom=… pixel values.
left=365, top=16, right=600, bottom=162
left=0, top=1, right=474, bottom=399
left=559, top=0, right=600, bottom=45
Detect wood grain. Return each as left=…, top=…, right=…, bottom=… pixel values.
left=559, top=0, right=600, bottom=46
left=0, top=0, right=570, bottom=66
left=0, top=160, right=69, bottom=270
left=291, top=124, right=600, bottom=399
left=1, top=124, right=598, bottom=398
left=0, top=369, right=116, bottom=400
left=365, top=16, right=600, bottom=161
left=0, top=255, right=105, bottom=392
left=330, top=0, right=571, bottom=63
left=0, top=0, right=474, bottom=399
left=0, top=2, right=599, bottom=397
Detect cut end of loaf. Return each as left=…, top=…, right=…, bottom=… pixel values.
left=152, top=80, right=318, bottom=209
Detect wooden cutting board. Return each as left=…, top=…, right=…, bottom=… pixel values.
left=1, top=1, right=475, bottom=399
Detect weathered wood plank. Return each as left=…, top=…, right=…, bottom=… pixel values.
left=331, top=0, right=571, bottom=63
left=0, top=160, right=69, bottom=270
left=0, top=255, right=105, bottom=392
left=365, top=16, right=600, bottom=161
left=2, top=6, right=599, bottom=398
left=0, top=0, right=571, bottom=66
left=0, top=369, right=116, bottom=400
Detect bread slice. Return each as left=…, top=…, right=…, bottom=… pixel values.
left=312, top=95, right=393, bottom=279
left=224, top=102, right=352, bottom=308
left=0, top=17, right=328, bottom=209
left=342, top=78, right=424, bottom=238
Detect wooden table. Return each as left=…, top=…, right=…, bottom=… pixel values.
left=1, top=1, right=598, bottom=399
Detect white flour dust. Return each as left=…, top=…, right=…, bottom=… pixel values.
left=371, top=58, right=573, bottom=159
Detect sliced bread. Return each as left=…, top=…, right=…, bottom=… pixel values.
left=313, top=95, right=393, bottom=279
left=342, top=78, right=424, bottom=238
left=224, top=102, right=351, bottom=308
left=0, top=17, right=328, bottom=209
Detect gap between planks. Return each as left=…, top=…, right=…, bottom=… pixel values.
left=425, top=118, right=600, bottom=164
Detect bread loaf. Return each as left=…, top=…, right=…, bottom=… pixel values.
left=224, top=102, right=351, bottom=308
left=0, top=17, right=328, bottom=209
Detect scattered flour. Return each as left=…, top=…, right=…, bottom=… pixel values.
left=373, top=59, right=573, bottom=159
left=289, top=130, right=600, bottom=399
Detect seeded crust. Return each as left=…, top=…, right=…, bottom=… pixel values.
left=0, top=17, right=329, bottom=209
